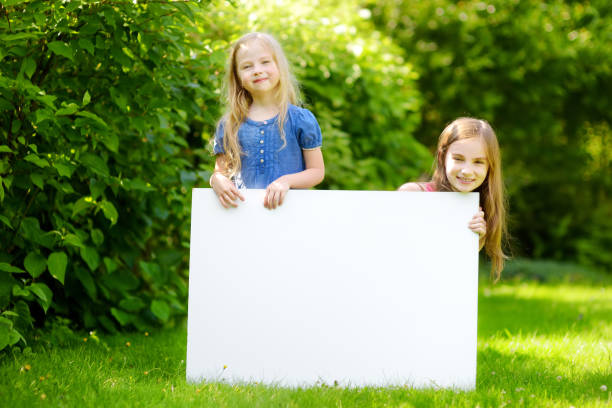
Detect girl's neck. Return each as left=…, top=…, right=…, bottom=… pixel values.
left=248, top=96, right=280, bottom=121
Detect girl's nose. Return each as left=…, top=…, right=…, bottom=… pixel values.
left=460, top=167, right=474, bottom=177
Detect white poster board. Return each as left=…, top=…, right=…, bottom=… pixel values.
left=186, top=189, right=479, bottom=389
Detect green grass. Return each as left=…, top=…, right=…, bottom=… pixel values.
left=1, top=278, right=611, bottom=407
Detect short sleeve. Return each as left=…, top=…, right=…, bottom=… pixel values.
left=295, top=107, right=322, bottom=150
left=213, top=121, right=225, bottom=155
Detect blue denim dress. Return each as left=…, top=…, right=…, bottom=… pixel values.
left=214, top=104, right=322, bottom=189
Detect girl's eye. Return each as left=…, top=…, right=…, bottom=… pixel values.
left=453, top=157, right=464, bottom=162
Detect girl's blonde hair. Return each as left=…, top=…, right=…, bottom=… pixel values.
left=431, top=117, right=509, bottom=280
left=219, top=32, right=301, bottom=177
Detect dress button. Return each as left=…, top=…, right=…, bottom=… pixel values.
left=260, top=159, right=264, bottom=163
left=260, top=149, right=264, bottom=154
left=260, top=140, right=264, bottom=144
left=260, top=130, right=264, bottom=134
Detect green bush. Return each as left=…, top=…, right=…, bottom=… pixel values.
left=0, top=0, right=219, bottom=351
left=367, top=0, right=612, bottom=269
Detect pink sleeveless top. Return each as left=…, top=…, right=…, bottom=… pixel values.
left=419, top=182, right=436, bottom=192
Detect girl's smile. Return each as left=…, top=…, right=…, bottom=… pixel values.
left=445, top=137, right=489, bottom=192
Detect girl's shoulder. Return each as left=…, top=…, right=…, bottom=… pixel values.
left=398, top=181, right=436, bottom=192
left=287, top=104, right=318, bottom=124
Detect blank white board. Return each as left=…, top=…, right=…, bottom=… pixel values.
left=186, top=189, right=479, bottom=389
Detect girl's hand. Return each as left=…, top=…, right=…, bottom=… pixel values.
left=264, top=176, right=290, bottom=209
left=469, top=207, right=486, bottom=249
left=210, top=172, right=245, bottom=208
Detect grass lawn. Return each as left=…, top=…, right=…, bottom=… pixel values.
left=1, top=276, right=610, bottom=407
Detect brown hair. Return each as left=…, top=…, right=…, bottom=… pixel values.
left=219, top=32, right=301, bottom=178
left=432, top=117, right=508, bottom=280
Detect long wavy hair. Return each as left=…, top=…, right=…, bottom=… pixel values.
left=218, top=32, right=301, bottom=178
left=432, top=117, right=509, bottom=280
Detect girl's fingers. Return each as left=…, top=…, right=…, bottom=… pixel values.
left=222, top=193, right=236, bottom=208
left=264, top=189, right=271, bottom=208
left=279, top=190, right=286, bottom=206
left=230, top=185, right=246, bottom=202
left=218, top=195, right=230, bottom=209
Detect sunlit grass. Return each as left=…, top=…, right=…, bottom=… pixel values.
left=1, top=280, right=610, bottom=407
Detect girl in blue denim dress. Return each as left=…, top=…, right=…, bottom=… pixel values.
left=210, top=32, right=325, bottom=209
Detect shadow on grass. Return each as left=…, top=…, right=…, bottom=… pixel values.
left=478, top=287, right=611, bottom=337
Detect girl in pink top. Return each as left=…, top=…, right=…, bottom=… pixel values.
left=399, top=117, right=508, bottom=280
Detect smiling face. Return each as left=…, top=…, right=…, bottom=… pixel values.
left=444, top=137, right=489, bottom=192
left=235, top=40, right=280, bottom=98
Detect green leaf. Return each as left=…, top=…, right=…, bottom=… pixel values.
left=0, top=145, right=13, bottom=153
left=24, top=153, right=49, bottom=168
left=30, top=173, right=44, bottom=189
left=24, top=252, right=46, bottom=278
left=38, top=231, right=59, bottom=250
left=150, top=299, right=170, bottom=322
left=80, top=246, right=100, bottom=271
left=48, top=41, right=74, bottom=61
left=0, top=263, right=24, bottom=274
left=53, top=162, right=75, bottom=178
left=125, top=178, right=154, bottom=192
left=0, top=98, right=13, bottom=111
left=97, top=315, right=117, bottom=333
left=47, top=252, right=68, bottom=284
left=63, top=233, right=84, bottom=248
left=102, top=132, right=119, bottom=152
left=98, top=200, right=118, bottom=225
left=0, top=215, right=12, bottom=230
left=55, top=103, right=79, bottom=116
left=80, top=153, right=109, bottom=177
left=22, top=57, right=36, bottom=79
left=89, top=178, right=105, bottom=199
left=91, top=229, right=104, bottom=246
left=28, top=283, right=53, bottom=313
left=0, top=273, right=16, bottom=309
left=34, top=109, right=55, bottom=124
left=0, top=317, right=13, bottom=351
left=75, top=111, right=108, bottom=128
left=119, top=297, right=145, bottom=312
left=79, top=38, right=94, bottom=55
left=110, top=307, right=133, bottom=326
left=83, top=90, right=91, bottom=106
left=12, top=285, right=31, bottom=299
left=103, top=257, right=117, bottom=273
left=73, top=267, right=97, bottom=300
left=72, top=196, right=95, bottom=217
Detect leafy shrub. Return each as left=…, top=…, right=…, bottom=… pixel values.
left=0, top=0, right=219, bottom=351
left=367, top=0, right=612, bottom=269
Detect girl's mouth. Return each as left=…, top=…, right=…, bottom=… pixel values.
left=457, top=177, right=474, bottom=184
left=254, top=78, right=268, bottom=83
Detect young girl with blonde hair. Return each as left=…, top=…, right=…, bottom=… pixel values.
left=399, top=117, right=508, bottom=280
left=210, top=32, right=325, bottom=209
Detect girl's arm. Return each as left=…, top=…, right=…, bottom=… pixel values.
left=398, top=182, right=424, bottom=192
left=264, top=148, right=325, bottom=209
left=209, top=154, right=245, bottom=208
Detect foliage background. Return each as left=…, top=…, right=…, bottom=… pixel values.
left=1, top=0, right=610, bottom=350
